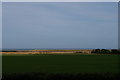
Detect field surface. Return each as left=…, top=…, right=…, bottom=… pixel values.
left=2, top=54, right=120, bottom=73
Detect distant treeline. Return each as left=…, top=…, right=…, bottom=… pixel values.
left=2, top=50, right=17, bottom=52
left=1, top=49, right=120, bottom=54
left=91, top=49, right=120, bottom=54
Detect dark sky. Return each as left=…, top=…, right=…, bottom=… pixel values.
left=2, top=2, right=118, bottom=49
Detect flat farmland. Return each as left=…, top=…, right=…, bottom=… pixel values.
left=2, top=54, right=120, bottom=74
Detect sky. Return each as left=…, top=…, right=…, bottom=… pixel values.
left=2, top=2, right=118, bottom=49
left=0, top=2, right=2, bottom=50
left=1, top=0, right=119, bottom=2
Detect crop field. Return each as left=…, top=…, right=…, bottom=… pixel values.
left=2, top=54, right=120, bottom=74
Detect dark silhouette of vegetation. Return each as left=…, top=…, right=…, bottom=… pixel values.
left=92, top=49, right=101, bottom=53
left=2, top=50, right=17, bottom=52
left=101, top=49, right=110, bottom=54
left=91, top=49, right=120, bottom=54
left=2, top=72, right=119, bottom=80
left=75, top=51, right=82, bottom=53
left=111, top=49, right=120, bottom=54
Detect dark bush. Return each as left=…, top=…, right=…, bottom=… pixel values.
left=2, top=50, right=16, bottom=52
left=91, top=49, right=120, bottom=54
left=75, top=51, right=82, bottom=53
left=92, top=49, right=101, bottom=53
left=100, top=49, right=110, bottom=54
left=111, top=49, right=119, bottom=54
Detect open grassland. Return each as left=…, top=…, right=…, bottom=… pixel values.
left=2, top=54, right=120, bottom=74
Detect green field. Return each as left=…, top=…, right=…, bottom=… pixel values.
left=2, top=54, right=120, bottom=74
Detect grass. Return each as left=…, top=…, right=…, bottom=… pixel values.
left=2, top=54, right=120, bottom=74
left=2, top=72, right=119, bottom=80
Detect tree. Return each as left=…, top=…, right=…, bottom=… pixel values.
left=101, top=49, right=110, bottom=54
left=92, top=49, right=101, bottom=53
left=111, top=49, right=118, bottom=54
